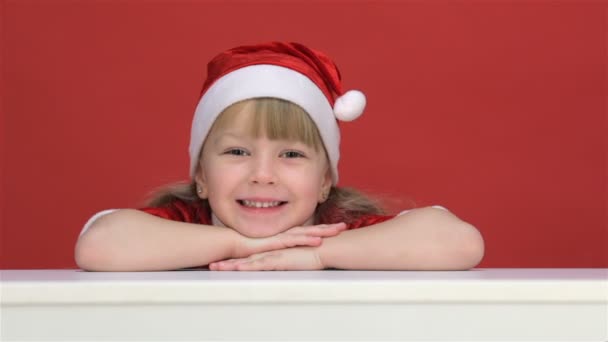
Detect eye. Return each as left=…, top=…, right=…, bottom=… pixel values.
left=281, top=150, right=305, bottom=158
left=225, top=148, right=249, bottom=156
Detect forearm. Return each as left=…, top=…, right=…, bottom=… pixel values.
left=75, top=209, right=237, bottom=271
left=318, top=207, right=485, bottom=270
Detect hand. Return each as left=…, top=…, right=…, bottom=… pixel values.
left=210, top=246, right=323, bottom=271
left=232, top=222, right=347, bottom=259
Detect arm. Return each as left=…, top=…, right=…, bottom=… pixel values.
left=318, top=207, right=485, bottom=270
left=74, top=209, right=347, bottom=272
left=74, top=209, right=239, bottom=272
left=209, top=206, right=485, bottom=271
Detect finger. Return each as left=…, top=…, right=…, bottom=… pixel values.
left=286, top=223, right=346, bottom=235
left=250, top=225, right=340, bottom=254
left=209, top=261, right=227, bottom=271
left=213, top=264, right=235, bottom=271
left=228, top=252, right=274, bottom=264
left=235, top=260, right=259, bottom=271
left=236, top=255, right=278, bottom=271
left=211, top=258, right=248, bottom=271
left=309, top=222, right=348, bottom=234
left=258, top=235, right=319, bottom=251
left=280, top=235, right=322, bottom=248
left=304, top=223, right=348, bottom=237
left=247, top=234, right=315, bottom=255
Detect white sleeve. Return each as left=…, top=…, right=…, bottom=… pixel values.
left=397, top=205, right=449, bottom=216
left=79, top=209, right=120, bottom=237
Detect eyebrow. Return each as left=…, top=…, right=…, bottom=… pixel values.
left=212, top=132, right=248, bottom=146
left=212, top=132, right=313, bottom=151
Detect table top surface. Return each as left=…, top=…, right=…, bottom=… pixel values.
left=1, top=267, right=607, bottom=282
left=2, top=268, right=606, bottom=305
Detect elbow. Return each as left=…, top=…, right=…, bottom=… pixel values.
left=399, top=207, right=485, bottom=271
left=424, top=207, right=485, bottom=270
left=74, top=214, right=117, bottom=272
left=454, top=222, right=485, bottom=270
left=74, top=238, right=95, bottom=271
left=74, top=226, right=105, bottom=271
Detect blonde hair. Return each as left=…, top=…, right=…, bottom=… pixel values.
left=147, top=98, right=387, bottom=224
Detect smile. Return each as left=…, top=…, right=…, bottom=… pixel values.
left=238, top=200, right=287, bottom=208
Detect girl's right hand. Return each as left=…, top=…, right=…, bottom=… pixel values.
left=232, top=222, right=347, bottom=259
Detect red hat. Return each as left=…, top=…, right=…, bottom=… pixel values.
left=189, top=42, right=366, bottom=184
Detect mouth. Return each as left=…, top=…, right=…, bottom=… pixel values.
left=237, top=199, right=288, bottom=209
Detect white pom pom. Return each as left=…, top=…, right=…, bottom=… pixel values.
left=333, top=90, right=366, bottom=121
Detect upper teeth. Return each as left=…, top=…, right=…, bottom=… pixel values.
left=242, top=200, right=282, bottom=208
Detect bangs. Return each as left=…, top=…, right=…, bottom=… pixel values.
left=212, top=98, right=325, bottom=152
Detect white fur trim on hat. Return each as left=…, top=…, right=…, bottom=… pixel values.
left=189, top=65, right=341, bottom=184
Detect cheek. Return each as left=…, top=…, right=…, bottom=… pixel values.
left=291, top=172, right=325, bottom=198
left=206, top=162, right=241, bottom=188
left=201, top=164, right=233, bottom=195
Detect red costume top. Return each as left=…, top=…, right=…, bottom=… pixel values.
left=138, top=198, right=397, bottom=230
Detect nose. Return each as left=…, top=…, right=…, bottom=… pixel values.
left=249, top=154, right=277, bottom=185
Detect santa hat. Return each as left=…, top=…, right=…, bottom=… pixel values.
left=189, top=42, right=366, bottom=184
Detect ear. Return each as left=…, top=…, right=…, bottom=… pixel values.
left=193, top=164, right=209, bottom=199
left=318, top=168, right=333, bottom=203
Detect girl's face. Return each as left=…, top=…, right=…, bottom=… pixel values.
left=195, top=100, right=332, bottom=238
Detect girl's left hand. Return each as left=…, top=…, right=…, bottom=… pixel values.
left=209, top=246, right=323, bottom=271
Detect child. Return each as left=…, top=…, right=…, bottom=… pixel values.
left=75, top=42, right=484, bottom=272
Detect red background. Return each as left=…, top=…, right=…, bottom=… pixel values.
left=2, top=1, right=606, bottom=269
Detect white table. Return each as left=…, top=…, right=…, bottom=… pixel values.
left=1, top=268, right=607, bottom=340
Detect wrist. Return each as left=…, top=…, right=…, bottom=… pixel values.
left=223, top=227, right=244, bottom=259
left=312, top=245, right=328, bottom=269
left=317, top=236, right=339, bottom=269
left=191, top=224, right=242, bottom=263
